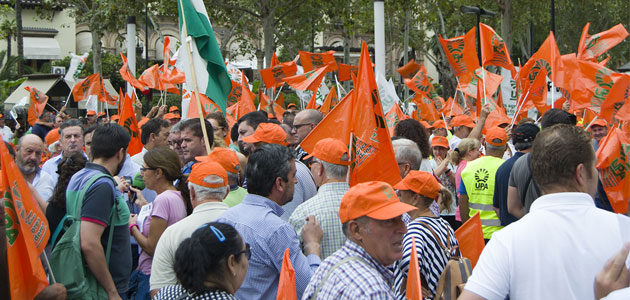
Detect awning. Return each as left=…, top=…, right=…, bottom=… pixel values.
left=3, top=78, right=58, bottom=110
left=23, top=37, right=62, bottom=60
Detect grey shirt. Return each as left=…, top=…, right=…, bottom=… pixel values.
left=508, top=153, right=540, bottom=214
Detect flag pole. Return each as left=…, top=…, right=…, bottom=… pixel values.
left=178, top=0, right=212, bottom=152
left=334, top=75, right=343, bottom=99
left=509, top=90, right=530, bottom=128
left=584, top=116, right=598, bottom=131
left=455, top=77, right=467, bottom=108
left=41, top=252, right=56, bottom=284
left=273, top=85, right=284, bottom=102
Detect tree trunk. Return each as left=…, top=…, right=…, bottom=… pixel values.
left=262, top=15, right=274, bottom=69
left=499, top=0, right=513, bottom=53
left=15, top=0, right=23, bottom=75
left=91, top=29, right=102, bottom=75
left=6, top=35, right=11, bottom=57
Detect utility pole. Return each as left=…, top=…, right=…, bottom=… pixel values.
left=374, top=0, right=386, bottom=76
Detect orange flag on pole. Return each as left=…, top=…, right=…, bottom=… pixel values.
left=72, top=73, right=103, bottom=102
left=404, top=64, right=436, bottom=97
left=526, top=68, right=550, bottom=114
left=24, top=86, right=49, bottom=126
left=299, top=89, right=354, bottom=151
left=186, top=91, right=221, bottom=119
left=284, top=65, right=330, bottom=92
left=458, top=68, right=503, bottom=99
left=120, top=53, right=148, bottom=92
left=411, top=94, right=440, bottom=122
left=1, top=140, right=50, bottom=299
left=118, top=92, right=143, bottom=156
left=276, top=249, right=298, bottom=300
left=578, top=23, right=629, bottom=62
left=385, top=102, right=408, bottom=136
left=438, top=28, right=480, bottom=77
left=397, top=59, right=421, bottom=79
left=298, top=50, right=338, bottom=72
left=441, top=97, right=464, bottom=117
left=516, top=32, right=563, bottom=93
left=319, top=87, right=338, bottom=115
left=259, top=61, right=298, bottom=89
left=596, top=127, right=630, bottom=214
left=406, top=237, right=423, bottom=300
left=454, top=212, right=485, bottom=268
left=479, top=23, right=517, bottom=78
left=338, top=63, right=358, bottom=82
left=257, top=89, right=285, bottom=121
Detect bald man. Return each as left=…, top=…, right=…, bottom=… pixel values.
left=16, top=134, right=54, bottom=202
left=292, top=109, right=323, bottom=163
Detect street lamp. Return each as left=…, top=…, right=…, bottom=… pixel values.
left=460, top=5, right=496, bottom=65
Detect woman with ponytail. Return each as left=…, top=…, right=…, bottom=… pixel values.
left=154, top=222, right=249, bottom=299
left=447, top=138, right=481, bottom=222
left=392, top=171, right=460, bottom=300
left=127, top=147, right=192, bottom=300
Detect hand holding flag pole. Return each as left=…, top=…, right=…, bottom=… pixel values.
left=178, top=0, right=212, bottom=153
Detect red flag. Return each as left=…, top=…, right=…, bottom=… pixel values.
left=438, top=28, right=480, bottom=77
left=338, top=63, right=358, bottom=82
left=284, top=66, right=329, bottom=92
left=479, top=23, right=517, bottom=77
left=118, top=91, right=143, bottom=155
left=385, top=102, right=408, bottom=136
left=454, top=212, right=485, bottom=268
left=120, top=53, right=148, bottom=91
left=397, top=59, right=421, bottom=79
left=299, top=50, right=338, bottom=72
left=260, top=61, right=298, bottom=89
left=319, top=87, right=339, bottom=115
left=276, top=249, right=297, bottom=300
left=578, top=23, right=629, bottom=62
left=1, top=141, right=50, bottom=299
left=600, top=74, right=630, bottom=123
left=596, top=127, right=630, bottom=214
left=406, top=237, right=423, bottom=300
left=24, top=86, right=49, bottom=126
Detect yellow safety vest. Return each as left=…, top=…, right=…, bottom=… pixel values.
left=461, top=156, right=505, bottom=239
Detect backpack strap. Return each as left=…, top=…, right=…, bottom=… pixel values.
left=50, top=214, right=68, bottom=247
left=311, top=256, right=367, bottom=299
left=417, top=220, right=460, bottom=259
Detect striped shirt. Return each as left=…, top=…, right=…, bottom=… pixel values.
left=302, top=240, right=397, bottom=300
left=393, top=217, right=459, bottom=300
left=289, top=182, right=349, bottom=259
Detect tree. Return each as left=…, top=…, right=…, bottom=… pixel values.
left=0, top=50, right=26, bottom=101
left=14, top=0, right=22, bottom=75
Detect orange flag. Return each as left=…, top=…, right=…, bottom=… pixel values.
left=479, top=23, right=517, bottom=78
left=438, top=28, right=480, bottom=77
left=516, top=32, right=563, bottom=94
left=600, top=74, right=630, bottom=123
left=526, top=68, right=550, bottom=114
left=284, top=65, right=330, bottom=92
left=159, top=37, right=185, bottom=86
left=385, top=102, right=408, bottom=136
left=441, top=97, right=464, bottom=117
left=578, top=23, right=629, bottom=62
left=72, top=73, right=104, bottom=102
left=614, top=102, right=630, bottom=122
left=458, top=67, right=503, bottom=99
left=319, top=87, right=339, bottom=115
left=404, top=64, right=436, bottom=97
left=227, top=72, right=256, bottom=121
left=118, top=92, right=143, bottom=155
left=596, top=127, right=630, bottom=214
left=412, top=94, right=440, bottom=122
left=406, top=237, right=423, bottom=300
left=338, top=63, right=358, bottom=82
left=260, top=61, right=298, bottom=89
left=298, top=50, right=338, bottom=72
left=1, top=141, right=50, bottom=299
left=24, top=86, right=49, bottom=126
left=139, top=64, right=163, bottom=91
left=186, top=91, right=221, bottom=119
left=299, top=89, right=354, bottom=152
left=454, top=212, right=485, bottom=268
left=276, top=248, right=298, bottom=300
left=271, top=52, right=280, bottom=67
left=120, top=53, right=148, bottom=92
left=257, top=89, right=285, bottom=121
left=397, top=59, right=421, bottom=79
left=563, top=58, right=624, bottom=111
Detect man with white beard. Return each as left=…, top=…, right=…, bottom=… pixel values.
left=16, top=134, right=55, bottom=202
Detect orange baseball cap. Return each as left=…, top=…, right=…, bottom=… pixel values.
left=431, top=136, right=449, bottom=149
left=0, top=114, right=4, bottom=118
left=196, top=147, right=240, bottom=174
left=169, top=106, right=179, bottom=112
left=590, top=119, right=608, bottom=129
left=305, top=138, right=351, bottom=166
left=86, top=110, right=96, bottom=116
left=393, top=170, right=441, bottom=199
left=420, top=120, right=433, bottom=130
left=339, top=181, right=417, bottom=223
left=164, top=113, right=180, bottom=120
left=97, top=112, right=106, bottom=117
left=287, top=103, right=297, bottom=109
left=242, top=123, right=288, bottom=146
left=188, top=161, right=228, bottom=188
left=45, top=129, right=60, bottom=146
left=110, top=114, right=120, bottom=122
left=432, top=121, right=451, bottom=130
left=485, top=126, right=508, bottom=147
left=451, top=115, right=475, bottom=128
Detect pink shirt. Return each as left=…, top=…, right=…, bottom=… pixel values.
left=455, top=160, right=468, bottom=222
left=138, top=190, right=187, bottom=274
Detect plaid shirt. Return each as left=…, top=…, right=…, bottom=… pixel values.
left=289, top=182, right=349, bottom=258
left=302, top=240, right=397, bottom=300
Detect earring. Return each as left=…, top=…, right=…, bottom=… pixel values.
left=233, top=273, right=236, bottom=277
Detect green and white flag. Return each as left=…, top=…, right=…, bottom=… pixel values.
left=177, top=0, right=231, bottom=114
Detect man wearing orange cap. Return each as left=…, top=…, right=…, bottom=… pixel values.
left=86, top=110, right=97, bottom=126
left=289, top=138, right=351, bottom=258
left=199, top=147, right=247, bottom=207
left=459, top=127, right=506, bottom=240
left=110, top=115, right=120, bottom=123
left=150, top=161, right=231, bottom=296
left=303, top=181, right=417, bottom=299
left=163, top=113, right=180, bottom=126
left=217, top=144, right=323, bottom=300
left=590, top=119, right=609, bottom=151
left=449, top=115, right=475, bottom=150
left=241, top=122, right=289, bottom=153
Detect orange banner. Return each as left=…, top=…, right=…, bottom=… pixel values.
left=338, top=63, right=358, bottom=82
left=118, top=92, right=143, bottom=156
left=276, top=249, right=297, bottom=300
left=299, top=50, right=338, bottom=72
left=438, top=28, right=479, bottom=77
left=596, top=127, right=630, bottom=214
left=260, top=61, right=298, bottom=89
left=397, top=59, right=421, bottom=79
left=284, top=66, right=329, bottom=92
left=406, top=237, right=423, bottom=300
left=578, top=23, right=629, bottom=61
left=454, top=212, right=485, bottom=268
left=479, top=23, right=517, bottom=78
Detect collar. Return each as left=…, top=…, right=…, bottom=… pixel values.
left=318, top=181, right=349, bottom=192
left=192, top=201, right=229, bottom=214
left=343, top=240, right=394, bottom=283
left=530, top=192, right=595, bottom=212
left=241, top=194, right=284, bottom=216
left=229, top=184, right=240, bottom=191
left=85, top=162, right=112, bottom=176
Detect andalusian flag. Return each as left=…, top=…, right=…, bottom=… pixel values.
left=177, top=0, right=231, bottom=114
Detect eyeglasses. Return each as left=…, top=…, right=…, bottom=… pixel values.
left=140, top=167, right=157, bottom=172
left=236, top=243, right=251, bottom=260
left=292, top=123, right=313, bottom=130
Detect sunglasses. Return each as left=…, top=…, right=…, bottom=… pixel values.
left=236, top=243, right=251, bottom=260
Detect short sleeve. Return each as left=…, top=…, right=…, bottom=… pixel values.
left=458, top=178, right=467, bottom=195
left=81, top=181, right=115, bottom=226
left=463, top=234, right=511, bottom=300
left=151, top=193, right=173, bottom=221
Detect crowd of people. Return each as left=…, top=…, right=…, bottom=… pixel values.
left=0, top=97, right=629, bottom=300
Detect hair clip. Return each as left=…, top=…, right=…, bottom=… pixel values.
left=210, top=225, right=226, bottom=242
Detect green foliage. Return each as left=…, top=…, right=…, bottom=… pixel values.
left=0, top=50, right=25, bottom=101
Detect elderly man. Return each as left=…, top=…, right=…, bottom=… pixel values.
left=392, top=138, right=424, bottom=177
left=167, top=122, right=184, bottom=164
left=149, top=161, right=231, bottom=297
left=198, top=147, right=247, bottom=207
left=217, top=144, right=323, bottom=300
left=179, top=118, right=214, bottom=175
left=131, top=118, right=171, bottom=166
left=289, top=138, right=351, bottom=258
left=41, top=119, right=85, bottom=184
left=459, top=124, right=630, bottom=300
left=459, top=127, right=507, bottom=239
left=292, top=109, right=323, bottom=163
left=302, top=181, right=417, bottom=299
left=16, top=134, right=54, bottom=202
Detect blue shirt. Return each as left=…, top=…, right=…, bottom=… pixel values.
left=492, top=151, right=524, bottom=226
left=217, top=194, right=321, bottom=300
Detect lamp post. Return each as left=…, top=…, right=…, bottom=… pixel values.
left=460, top=5, right=496, bottom=66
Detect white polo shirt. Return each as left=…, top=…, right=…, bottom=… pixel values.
left=464, top=192, right=630, bottom=300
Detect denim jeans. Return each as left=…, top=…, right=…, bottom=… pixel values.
left=127, top=269, right=150, bottom=300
